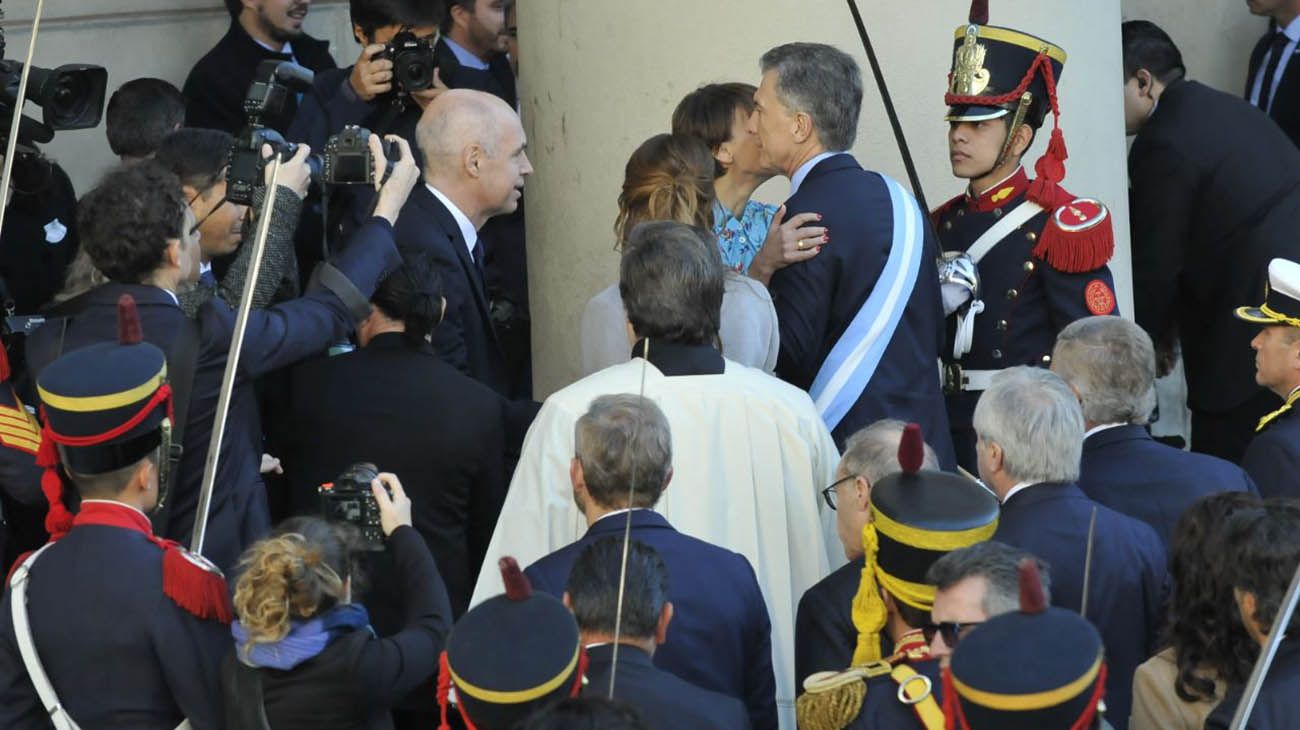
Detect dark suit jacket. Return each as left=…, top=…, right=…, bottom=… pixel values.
left=283, top=332, right=508, bottom=617
left=770, top=154, right=953, bottom=464
left=581, top=645, right=750, bottom=730
left=1078, top=424, right=1258, bottom=546
left=1247, top=29, right=1300, bottom=149
left=795, top=556, right=862, bottom=689
left=1205, top=639, right=1300, bottom=730
left=526, top=510, right=776, bottom=730
left=0, top=524, right=231, bottom=729
left=25, top=218, right=401, bottom=572
left=394, top=184, right=508, bottom=396
left=1242, top=406, right=1300, bottom=499
left=994, top=482, right=1168, bottom=730
left=433, top=38, right=517, bottom=109
left=183, top=20, right=336, bottom=135
left=1129, top=79, right=1300, bottom=414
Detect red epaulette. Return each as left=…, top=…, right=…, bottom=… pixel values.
left=1030, top=183, right=1114, bottom=274
left=929, top=193, right=964, bottom=229
left=162, top=544, right=234, bottom=623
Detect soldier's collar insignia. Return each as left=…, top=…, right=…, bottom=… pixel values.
left=990, top=186, right=1014, bottom=203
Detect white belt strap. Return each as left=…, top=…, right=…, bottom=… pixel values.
left=10, top=546, right=192, bottom=730
left=959, top=369, right=1001, bottom=392
left=949, top=201, right=1044, bottom=360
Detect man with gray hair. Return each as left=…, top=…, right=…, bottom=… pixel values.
left=478, top=221, right=839, bottom=727
left=522, top=394, right=777, bottom=729
left=925, top=541, right=1051, bottom=659
left=975, top=366, right=1167, bottom=728
left=397, top=88, right=533, bottom=397
left=749, top=43, right=952, bottom=465
left=1052, top=316, right=1256, bottom=546
left=793, top=420, right=938, bottom=686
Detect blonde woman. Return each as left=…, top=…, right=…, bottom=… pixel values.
left=222, top=474, right=451, bottom=730
left=579, top=134, right=779, bottom=376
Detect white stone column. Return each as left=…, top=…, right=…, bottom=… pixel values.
left=520, top=0, right=1132, bottom=397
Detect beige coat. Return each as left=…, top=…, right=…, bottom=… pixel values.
left=1130, top=647, right=1226, bottom=730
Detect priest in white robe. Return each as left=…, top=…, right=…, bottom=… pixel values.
left=471, top=222, right=840, bottom=728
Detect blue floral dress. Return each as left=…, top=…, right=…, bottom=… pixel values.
left=713, top=199, right=778, bottom=274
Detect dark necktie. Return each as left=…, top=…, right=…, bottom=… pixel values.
left=1259, top=31, right=1291, bottom=112
left=471, top=238, right=486, bottom=284
left=199, top=269, right=217, bottom=289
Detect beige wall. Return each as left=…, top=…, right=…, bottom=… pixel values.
left=3, top=0, right=354, bottom=192
left=520, top=0, right=1133, bottom=396
left=1121, top=0, right=1264, bottom=94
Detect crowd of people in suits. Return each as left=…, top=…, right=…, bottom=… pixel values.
left=2, top=0, right=1300, bottom=728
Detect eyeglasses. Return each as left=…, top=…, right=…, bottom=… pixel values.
left=921, top=620, right=983, bottom=649
left=820, top=475, right=856, bottom=511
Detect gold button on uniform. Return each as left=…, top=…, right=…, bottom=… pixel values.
left=1026, top=231, right=1038, bottom=242
left=1006, top=289, right=1019, bottom=299
left=992, top=349, right=1003, bottom=359
left=1023, top=261, right=1036, bottom=273
left=944, top=221, right=953, bottom=230
left=996, top=320, right=1008, bottom=330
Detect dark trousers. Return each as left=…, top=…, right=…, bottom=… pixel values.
left=1191, top=389, right=1277, bottom=464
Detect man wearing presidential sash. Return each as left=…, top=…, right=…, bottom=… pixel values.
left=749, top=42, right=954, bottom=466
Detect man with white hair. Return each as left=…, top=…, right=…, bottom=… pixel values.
left=974, top=366, right=1167, bottom=730
left=398, top=88, right=532, bottom=397
left=793, top=419, right=938, bottom=688
left=1052, top=316, right=1256, bottom=546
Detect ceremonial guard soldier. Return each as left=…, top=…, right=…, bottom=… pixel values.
left=0, top=295, right=232, bottom=729
left=0, top=342, right=44, bottom=563
left=943, top=560, right=1110, bottom=729
left=796, top=424, right=999, bottom=730
left=1235, top=258, right=1300, bottom=498
left=935, top=1, right=1119, bottom=470
left=437, top=557, right=586, bottom=730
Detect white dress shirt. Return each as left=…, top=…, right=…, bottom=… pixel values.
left=425, top=183, right=478, bottom=258
left=789, top=151, right=846, bottom=196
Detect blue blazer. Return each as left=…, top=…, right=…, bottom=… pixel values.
left=1243, top=407, right=1300, bottom=499
left=24, top=218, right=401, bottom=572
left=1079, top=424, right=1258, bottom=546
left=994, top=482, right=1168, bottom=730
left=770, top=154, right=953, bottom=464
left=526, top=510, right=776, bottom=730
left=582, top=644, right=749, bottom=730
left=0, top=524, right=231, bottom=728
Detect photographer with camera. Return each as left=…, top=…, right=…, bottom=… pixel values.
left=155, top=128, right=312, bottom=317
left=288, top=0, right=446, bottom=162
left=223, top=472, right=453, bottom=730
left=24, top=133, right=421, bottom=574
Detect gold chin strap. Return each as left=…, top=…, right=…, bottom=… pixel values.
left=1257, top=387, right=1300, bottom=433
left=995, top=92, right=1034, bottom=170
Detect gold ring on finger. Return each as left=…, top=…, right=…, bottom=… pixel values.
left=797, top=240, right=806, bottom=250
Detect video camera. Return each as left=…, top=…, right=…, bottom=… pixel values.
left=226, top=61, right=394, bottom=205
left=374, top=30, right=438, bottom=94
left=319, top=462, right=387, bottom=550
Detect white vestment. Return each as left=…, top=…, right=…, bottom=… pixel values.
left=471, top=357, right=841, bottom=728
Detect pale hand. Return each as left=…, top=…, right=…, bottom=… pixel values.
left=370, top=472, right=412, bottom=536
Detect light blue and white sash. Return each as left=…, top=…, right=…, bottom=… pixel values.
left=809, top=175, right=926, bottom=431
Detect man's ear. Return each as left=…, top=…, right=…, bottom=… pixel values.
left=164, top=238, right=182, bottom=270
left=713, top=142, right=735, bottom=170
left=181, top=184, right=200, bottom=203
left=464, top=144, right=483, bottom=179
left=570, top=457, right=585, bottom=492
left=449, top=2, right=471, bottom=31
left=662, top=467, right=673, bottom=493
left=791, top=111, right=814, bottom=145
left=351, top=22, right=368, bottom=45
left=562, top=591, right=573, bottom=611
left=1136, top=69, right=1154, bottom=96
left=654, top=601, right=674, bottom=645
left=988, top=441, right=1005, bottom=474
left=1010, top=123, right=1035, bottom=159
left=853, top=475, right=871, bottom=511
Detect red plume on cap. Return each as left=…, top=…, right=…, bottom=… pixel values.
left=500, top=556, right=532, bottom=601
left=117, top=294, right=143, bottom=345
left=968, top=0, right=989, bottom=24
left=898, top=423, right=924, bottom=474
left=0, top=341, right=10, bottom=382
left=1018, top=558, right=1047, bottom=614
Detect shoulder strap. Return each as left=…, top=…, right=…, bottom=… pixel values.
left=809, top=175, right=926, bottom=431
left=961, top=200, right=1044, bottom=264
left=151, top=317, right=200, bottom=537
left=10, top=544, right=80, bottom=730
left=890, top=665, right=944, bottom=730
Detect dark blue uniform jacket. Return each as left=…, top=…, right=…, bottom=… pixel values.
left=1243, top=406, right=1300, bottom=499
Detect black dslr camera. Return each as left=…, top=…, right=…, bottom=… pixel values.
left=321, top=125, right=392, bottom=185
left=375, top=31, right=438, bottom=93
left=320, top=462, right=388, bottom=550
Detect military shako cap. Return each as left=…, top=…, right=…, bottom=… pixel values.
left=945, top=0, right=1066, bottom=127
left=1235, top=258, right=1300, bottom=328
left=943, top=560, right=1107, bottom=730
left=34, top=294, right=173, bottom=536
left=850, top=423, right=1000, bottom=665
left=438, top=557, right=585, bottom=730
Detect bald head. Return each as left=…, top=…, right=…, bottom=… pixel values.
left=416, top=89, right=532, bottom=227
